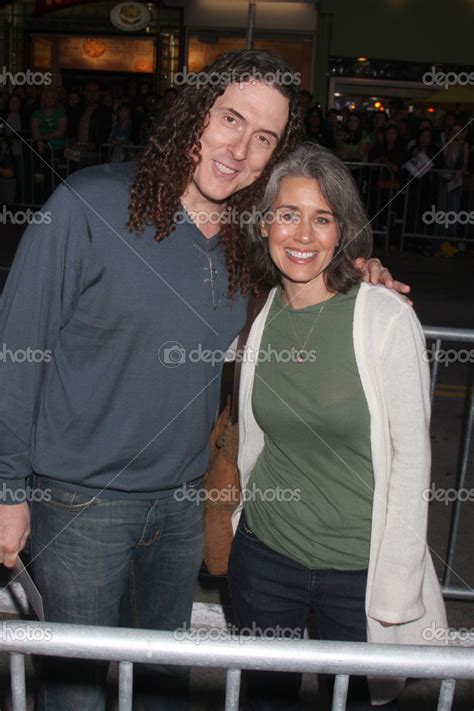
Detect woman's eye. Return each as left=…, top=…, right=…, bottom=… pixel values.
left=224, top=115, right=237, bottom=125
left=315, top=216, right=329, bottom=225
left=256, top=134, right=270, bottom=146
left=280, top=212, right=297, bottom=223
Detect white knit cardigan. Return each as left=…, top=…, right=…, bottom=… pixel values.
left=231, top=282, right=448, bottom=704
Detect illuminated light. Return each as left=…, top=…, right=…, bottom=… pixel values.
left=427, top=107, right=435, bottom=113
left=374, top=101, right=381, bottom=108
left=334, top=92, right=341, bottom=96
left=357, top=57, right=368, bottom=62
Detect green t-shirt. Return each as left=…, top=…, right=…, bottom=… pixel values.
left=245, top=284, right=374, bottom=570
left=32, top=105, right=66, bottom=150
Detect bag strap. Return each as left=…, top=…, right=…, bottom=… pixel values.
left=230, top=290, right=270, bottom=425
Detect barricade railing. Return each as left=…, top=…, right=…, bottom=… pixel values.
left=400, top=168, right=474, bottom=252
left=1, top=621, right=473, bottom=711
left=422, top=326, right=474, bottom=601
left=0, top=136, right=58, bottom=209
left=0, top=132, right=144, bottom=209
left=3, top=137, right=473, bottom=257
left=6, top=144, right=470, bottom=259
left=99, top=143, right=144, bottom=164
left=343, top=161, right=398, bottom=254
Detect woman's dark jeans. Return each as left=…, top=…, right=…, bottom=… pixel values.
left=228, top=512, right=399, bottom=711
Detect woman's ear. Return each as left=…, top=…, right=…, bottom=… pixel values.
left=260, top=221, right=268, bottom=238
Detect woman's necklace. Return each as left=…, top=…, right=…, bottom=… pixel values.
left=286, top=295, right=329, bottom=364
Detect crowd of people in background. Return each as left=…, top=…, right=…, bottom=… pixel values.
left=0, top=78, right=472, bottom=255
left=300, top=90, right=473, bottom=255
left=0, top=78, right=177, bottom=158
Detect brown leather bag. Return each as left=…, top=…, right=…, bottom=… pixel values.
left=203, top=291, right=269, bottom=575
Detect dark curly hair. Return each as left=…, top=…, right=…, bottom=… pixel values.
left=127, top=50, right=304, bottom=297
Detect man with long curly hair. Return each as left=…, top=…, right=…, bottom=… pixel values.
left=0, top=50, right=407, bottom=710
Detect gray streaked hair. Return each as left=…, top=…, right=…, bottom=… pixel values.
left=247, top=142, right=373, bottom=293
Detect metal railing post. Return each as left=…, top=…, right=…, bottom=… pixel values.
left=331, top=674, right=349, bottom=710
left=437, top=678, right=456, bottom=711
left=224, top=668, right=242, bottom=711
left=442, top=382, right=473, bottom=593
left=10, top=652, right=27, bottom=711
left=118, top=660, right=134, bottom=711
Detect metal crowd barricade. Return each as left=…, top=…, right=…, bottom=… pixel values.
left=0, top=135, right=57, bottom=209
left=343, top=161, right=398, bottom=254
left=422, top=326, right=474, bottom=601
left=0, top=138, right=145, bottom=209
left=1, top=621, right=473, bottom=711
left=400, top=168, right=474, bottom=252
left=99, top=143, right=144, bottom=164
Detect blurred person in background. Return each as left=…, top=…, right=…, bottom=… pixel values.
left=305, top=106, right=328, bottom=147
left=323, top=108, right=341, bottom=150
left=109, top=102, right=133, bottom=145
left=336, top=111, right=370, bottom=162
left=22, top=85, right=41, bottom=125
left=404, top=127, right=440, bottom=253
left=407, top=117, right=432, bottom=153
left=65, top=89, right=82, bottom=141
left=31, top=87, right=67, bottom=159
left=299, top=89, right=314, bottom=114
left=31, top=87, right=67, bottom=193
left=367, top=127, right=386, bottom=163
left=437, top=111, right=458, bottom=147
left=108, top=101, right=134, bottom=161
left=367, top=109, right=387, bottom=148
left=396, top=117, right=411, bottom=152
left=67, top=81, right=112, bottom=159
left=1, top=93, right=28, bottom=198
left=57, top=86, right=68, bottom=110
left=373, top=123, right=406, bottom=180
left=436, top=121, right=470, bottom=252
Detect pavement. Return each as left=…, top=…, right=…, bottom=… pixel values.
left=0, top=223, right=473, bottom=708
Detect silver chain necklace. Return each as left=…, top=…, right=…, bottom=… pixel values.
left=287, top=298, right=328, bottom=364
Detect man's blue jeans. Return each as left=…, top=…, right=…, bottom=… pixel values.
left=30, top=474, right=204, bottom=711
left=228, top=511, right=399, bottom=711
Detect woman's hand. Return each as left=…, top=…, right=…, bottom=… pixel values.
left=354, top=257, right=412, bottom=303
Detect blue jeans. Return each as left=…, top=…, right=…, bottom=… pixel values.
left=228, top=512, right=399, bottom=711
left=30, top=474, right=204, bottom=711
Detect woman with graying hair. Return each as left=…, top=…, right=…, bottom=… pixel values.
left=228, top=143, right=447, bottom=711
